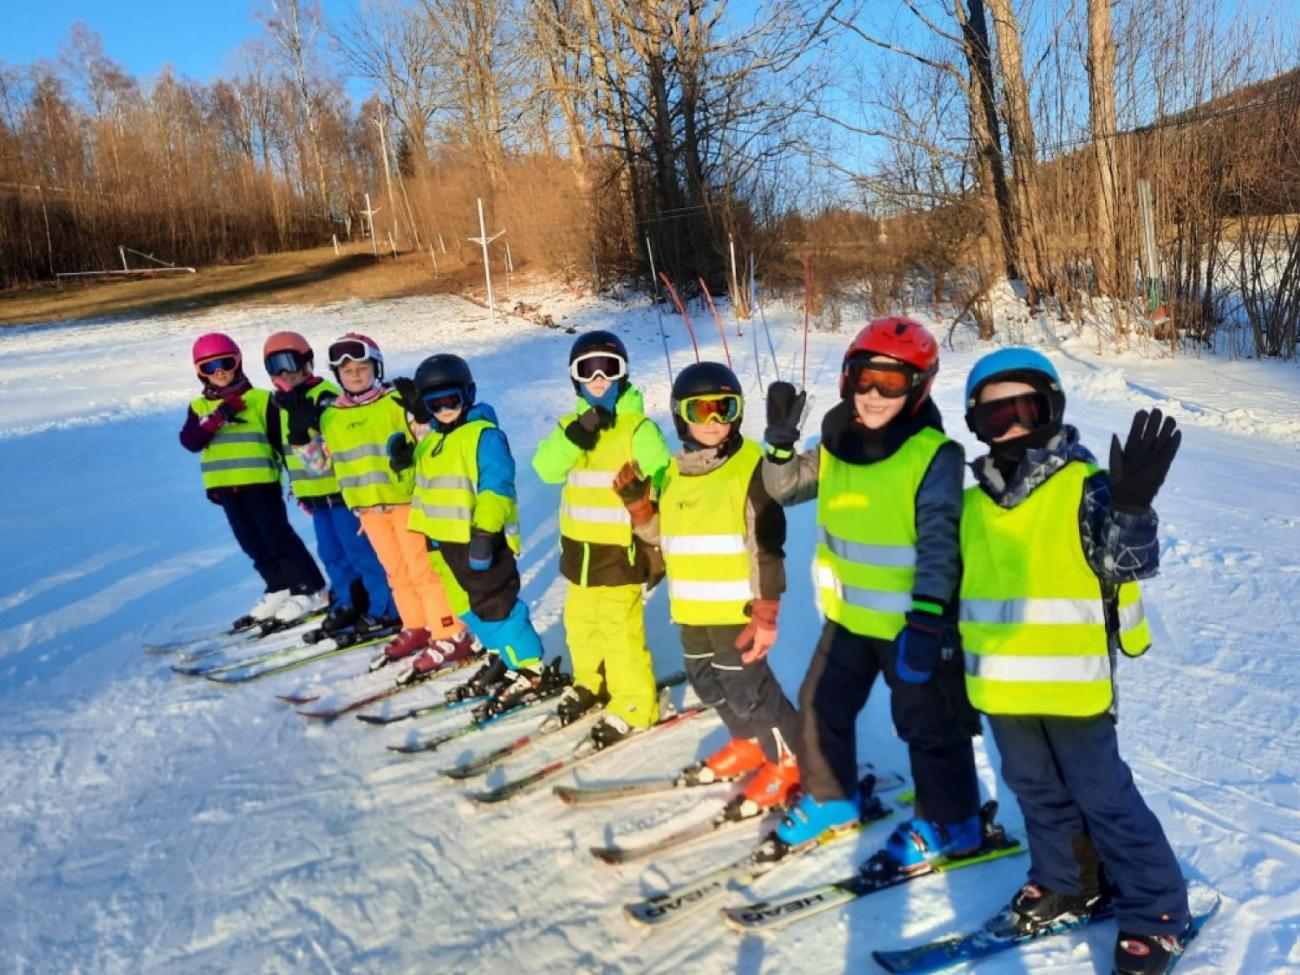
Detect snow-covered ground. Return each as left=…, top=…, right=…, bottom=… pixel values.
left=1, top=287, right=1297, bottom=974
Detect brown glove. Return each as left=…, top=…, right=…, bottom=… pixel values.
left=736, top=599, right=779, bottom=663
left=613, top=460, right=654, bottom=526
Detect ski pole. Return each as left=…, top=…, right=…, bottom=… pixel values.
left=698, top=277, right=732, bottom=369
left=753, top=253, right=781, bottom=383
left=659, top=272, right=700, bottom=363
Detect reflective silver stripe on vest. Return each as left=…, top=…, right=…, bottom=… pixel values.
left=1119, top=599, right=1146, bottom=631
left=669, top=579, right=753, bottom=602
left=201, top=457, right=278, bottom=473
left=413, top=500, right=473, bottom=521
left=661, top=534, right=746, bottom=556
left=567, top=470, right=616, bottom=488
left=332, top=443, right=389, bottom=463
left=818, top=527, right=916, bottom=568
left=417, top=474, right=475, bottom=492
left=959, top=598, right=1106, bottom=626
left=965, top=653, right=1112, bottom=683
left=836, top=584, right=912, bottom=615
left=287, top=468, right=333, bottom=482
left=338, top=471, right=394, bottom=490
left=505, top=523, right=521, bottom=538
left=210, top=431, right=270, bottom=446
left=561, top=504, right=630, bottom=525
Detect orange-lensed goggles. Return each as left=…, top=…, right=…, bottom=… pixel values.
left=677, top=393, right=742, bottom=425
left=844, top=360, right=918, bottom=398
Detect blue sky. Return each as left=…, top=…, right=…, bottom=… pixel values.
left=0, top=0, right=362, bottom=91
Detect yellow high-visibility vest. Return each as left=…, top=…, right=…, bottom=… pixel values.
left=319, top=392, right=414, bottom=508
left=558, top=411, right=642, bottom=547
left=814, top=428, right=948, bottom=640
left=279, top=381, right=341, bottom=499
left=960, top=460, right=1151, bottom=717
left=659, top=439, right=762, bottom=625
left=192, top=388, right=280, bottom=490
left=408, top=418, right=521, bottom=551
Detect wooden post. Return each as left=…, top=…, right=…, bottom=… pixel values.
left=332, top=234, right=340, bottom=256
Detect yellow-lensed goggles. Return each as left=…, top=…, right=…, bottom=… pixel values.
left=676, top=393, right=742, bottom=425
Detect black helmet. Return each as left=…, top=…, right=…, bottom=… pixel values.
left=670, top=361, right=744, bottom=443
left=569, top=330, right=629, bottom=394
left=415, top=353, right=476, bottom=408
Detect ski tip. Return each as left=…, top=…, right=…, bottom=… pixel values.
left=552, top=786, right=579, bottom=806
left=589, top=847, right=624, bottom=865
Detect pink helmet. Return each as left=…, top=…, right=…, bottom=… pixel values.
left=192, top=332, right=242, bottom=374
left=327, top=332, right=384, bottom=382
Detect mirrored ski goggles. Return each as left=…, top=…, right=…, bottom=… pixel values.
left=967, top=392, right=1052, bottom=440
left=677, top=393, right=742, bottom=425
left=421, top=386, right=466, bottom=413
left=570, top=352, right=627, bottom=383
left=264, top=351, right=308, bottom=376
left=844, top=359, right=918, bottom=398
left=198, top=356, right=238, bottom=376
left=328, top=339, right=373, bottom=368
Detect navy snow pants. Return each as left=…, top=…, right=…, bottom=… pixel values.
left=681, top=623, right=801, bottom=763
left=798, top=620, right=981, bottom=825
left=220, top=483, right=324, bottom=595
left=989, top=713, right=1189, bottom=935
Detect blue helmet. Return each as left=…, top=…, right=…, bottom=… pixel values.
left=964, top=347, right=1062, bottom=409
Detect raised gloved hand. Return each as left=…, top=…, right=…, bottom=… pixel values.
left=895, top=605, right=944, bottom=684
left=468, top=531, right=496, bottom=571
left=613, top=461, right=654, bottom=526
left=564, top=405, right=613, bottom=451
left=1108, top=408, right=1181, bottom=513
left=736, top=599, right=780, bottom=663
left=274, top=385, right=317, bottom=446
left=392, top=376, right=432, bottom=425
left=765, top=381, right=805, bottom=457
left=387, top=431, right=415, bottom=472
left=216, top=394, right=246, bottom=424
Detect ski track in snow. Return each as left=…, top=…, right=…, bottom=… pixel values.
left=0, top=290, right=1298, bottom=973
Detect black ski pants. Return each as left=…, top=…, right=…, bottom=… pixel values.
left=797, top=619, right=980, bottom=825
left=431, top=534, right=521, bottom=623
left=220, top=483, right=325, bottom=595
left=681, top=623, right=801, bottom=763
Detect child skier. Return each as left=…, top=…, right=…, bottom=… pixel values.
left=531, top=331, right=672, bottom=750
left=263, top=331, right=398, bottom=636
left=613, top=361, right=801, bottom=817
left=286, top=332, right=476, bottom=664
left=179, top=332, right=327, bottom=627
left=762, top=317, right=984, bottom=870
left=960, top=348, right=1188, bottom=975
left=393, top=353, right=551, bottom=707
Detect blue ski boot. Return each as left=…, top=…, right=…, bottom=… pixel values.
left=881, top=813, right=983, bottom=873
left=775, top=793, right=861, bottom=847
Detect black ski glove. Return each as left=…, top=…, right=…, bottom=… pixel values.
left=392, top=376, right=432, bottom=425
left=765, top=381, right=805, bottom=459
left=387, top=432, right=416, bottom=472
left=216, top=394, right=246, bottom=425
left=564, top=406, right=613, bottom=451
left=1109, top=408, right=1181, bottom=513
left=274, top=386, right=316, bottom=446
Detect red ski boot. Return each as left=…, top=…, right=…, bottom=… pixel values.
left=690, top=737, right=766, bottom=786
left=369, top=627, right=429, bottom=671
left=728, top=753, right=800, bottom=820
left=398, top=628, right=484, bottom=684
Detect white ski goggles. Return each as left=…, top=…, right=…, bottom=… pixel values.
left=570, top=351, right=627, bottom=383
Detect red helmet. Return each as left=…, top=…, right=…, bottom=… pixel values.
left=839, top=317, right=939, bottom=405
left=191, top=332, right=241, bottom=376
left=263, top=331, right=312, bottom=359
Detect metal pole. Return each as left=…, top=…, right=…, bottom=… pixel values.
left=429, top=244, right=439, bottom=276
left=645, top=235, right=661, bottom=301
left=728, top=234, right=744, bottom=333
left=469, top=198, right=505, bottom=326
left=119, top=245, right=128, bottom=272
left=699, top=277, right=733, bottom=369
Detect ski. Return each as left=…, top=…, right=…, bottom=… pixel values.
left=872, top=891, right=1221, bottom=974
left=623, top=785, right=897, bottom=930
left=150, top=610, right=323, bottom=658
left=465, top=703, right=715, bottom=806
left=386, top=683, right=570, bottom=754
left=439, top=672, right=688, bottom=780
left=719, top=803, right=1024, bottom=934
left=293, top=654, right=483, bottom=721
left=170, top=618, right=350, bottom=677
left=588, top=770, right=907, bottom=866
left=203, top=630, right=393, bottom=684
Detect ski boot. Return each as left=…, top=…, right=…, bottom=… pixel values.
left=396, top=629, right=484, bottom=685
left=573, top=714, right=638, bottom=757
left=368, top=627, right=430, bottom=671
left=1114, top=924, right=1193, bottom=975
left=274, top=588, right=328, bottom=623
left=472, top=659, right=567, bottom=721
left=724, top=753, right=800, bottom=821
left=775, top=792, right=861, bottom=847
left=683, top=737, right=766, bottom=787
left=1007, top=882, right=1110, bottom=936
left=879, top=812, right=984, bottom=874
left=240, top=589, right=290, bottom=628
left=319, top=604, right=361, bottom=636
left=552, top=684, right=607, bottom=726
left=448, top=654, right=508, bottom=704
